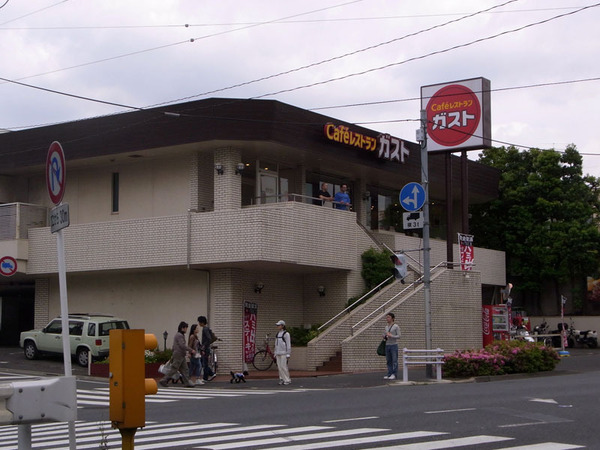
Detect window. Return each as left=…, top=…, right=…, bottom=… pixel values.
left=69, top=321, right=83, bottom=336
left=111, top=172, right=119, bottom=213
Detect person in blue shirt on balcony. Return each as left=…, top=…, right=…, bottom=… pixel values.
left=333, top=183, right=351, bottom=210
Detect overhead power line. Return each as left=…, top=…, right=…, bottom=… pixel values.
left=149, top=0, right=520, bottom=107
left=250, top=2, right=600, bottom=100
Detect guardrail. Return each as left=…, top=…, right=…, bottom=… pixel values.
left=402, top=348, right=444, bottom=382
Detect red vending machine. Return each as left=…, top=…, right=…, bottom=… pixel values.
left=482, top=305, right=510, bottom=346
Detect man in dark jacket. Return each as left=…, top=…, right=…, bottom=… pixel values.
left=198, top=316, right=217, bottom=381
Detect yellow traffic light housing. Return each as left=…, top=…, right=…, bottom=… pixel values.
left=109, top=329, right=158, bottom=431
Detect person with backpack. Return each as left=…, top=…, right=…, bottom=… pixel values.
left=274, top=320, right=292, bottom=385
left=198, top=315, right=217, bottom=382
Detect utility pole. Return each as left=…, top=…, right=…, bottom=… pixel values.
left=417, top=110, right=433, bottom=378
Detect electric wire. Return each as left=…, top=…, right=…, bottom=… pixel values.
left=249, top=2, right=600, bottom=100
left=0, top=0, right=364, bottom=85
left=0, top=6, right=586, bottom=30
left=147, top=0, right=520, bottom=107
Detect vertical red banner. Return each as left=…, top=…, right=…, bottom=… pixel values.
left=458, top=233, right=474, bottom=271
left=243, top=301, right=258, bottom=363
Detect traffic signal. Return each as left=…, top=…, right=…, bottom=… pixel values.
left=109, top=329, right=158, bottom=432
left=390, top=252, right=407, bottom=283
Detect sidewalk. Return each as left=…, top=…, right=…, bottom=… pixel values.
left=1, top=346, right=599, bottom=389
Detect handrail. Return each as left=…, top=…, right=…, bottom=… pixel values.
left=318, top=275, right=394, bottom=332
left=351, top=260, right=451, bottom=334
left=251, top=193, right=352, bottom=209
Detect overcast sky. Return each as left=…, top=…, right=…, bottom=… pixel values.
left=1, top=1, right=599, bottom=175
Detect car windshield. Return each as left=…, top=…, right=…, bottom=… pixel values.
left=99, top=321, right=130, bottom=336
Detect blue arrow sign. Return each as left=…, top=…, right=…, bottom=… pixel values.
left=399, top=182, right=425, bottom=212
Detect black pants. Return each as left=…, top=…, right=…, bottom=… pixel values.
left=201, top=351, right=214, bottom=380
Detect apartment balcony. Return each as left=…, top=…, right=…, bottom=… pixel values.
left=0, top=203, right=47, bottom=270
left=26, top=201, right=361, bottom=275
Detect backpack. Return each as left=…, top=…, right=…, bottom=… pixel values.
left=276, top=330, right=289, bottom=351
left=209, top=329, right=218, bottom=344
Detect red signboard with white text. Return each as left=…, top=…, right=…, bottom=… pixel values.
left=421, top=77, right=491, bottom=153
left=243, top=301, right=258, bottom=363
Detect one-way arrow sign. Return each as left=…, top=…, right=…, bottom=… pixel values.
left=400, top=182, right=425, bottom=212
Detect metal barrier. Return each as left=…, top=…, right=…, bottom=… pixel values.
left=402, top=348, right=444, bottom=382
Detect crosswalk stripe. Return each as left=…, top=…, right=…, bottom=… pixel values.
left=0, top=420, right=587, bottom=450
left=205, top=427, right=397, bottom=450
left=134, top=425, right=332, bottom=450
left=370, top=435, right=514, bottom=449
left=499, top=443, right=584, bottom=449
left=222, top=431, right=449, bottom=450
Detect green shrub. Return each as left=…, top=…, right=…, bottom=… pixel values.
left=443, top=340, right=560, bottom=378
left=288, top=325, right=321, bottom=347
left=361, top=248, right=393, bottom=290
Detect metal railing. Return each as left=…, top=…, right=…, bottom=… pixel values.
left=350, top=261, right=452, bottom=335
left=318, top=275, right=394, bottom=332
left=0, top=203, right=47, bottom=241
left=250, top=193, right=352, bottom=210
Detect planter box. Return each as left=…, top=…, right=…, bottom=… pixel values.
left=89, top=362, right=163, bottom=378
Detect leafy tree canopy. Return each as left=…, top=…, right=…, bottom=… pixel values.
left=470, top=145, right=600, bottom=312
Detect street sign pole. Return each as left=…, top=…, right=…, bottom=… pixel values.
left=418, top=110, right=433, bottom=379
left=46, top=141, right=76, bottom=450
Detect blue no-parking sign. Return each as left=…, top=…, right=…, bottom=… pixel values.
left=399, top=182, right=425, bottom=212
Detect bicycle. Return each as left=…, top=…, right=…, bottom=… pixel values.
left=206, top=338, right=222, bottom=375
left=252, top=334, right=277, bottom=371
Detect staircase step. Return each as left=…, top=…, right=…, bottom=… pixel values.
left=318, top=351, right=342, bottom=371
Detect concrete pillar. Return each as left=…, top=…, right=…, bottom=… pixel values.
left=210, top=268, right=243, bottom=372
left=214, top=147, right=242, bottom=210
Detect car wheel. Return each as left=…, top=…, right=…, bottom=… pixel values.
left=24, top=341, right=39, bottom=360
left=76, top=348, right=90, bottom=367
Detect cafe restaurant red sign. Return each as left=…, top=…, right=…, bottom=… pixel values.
left=324, top=123, right=409, bottom=163
left=421, top=77, right=491, bottom=153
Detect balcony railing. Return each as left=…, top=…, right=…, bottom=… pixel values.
left=0, top=203, right=47, bottom=241
left=250, top=193, right=352, bottom=210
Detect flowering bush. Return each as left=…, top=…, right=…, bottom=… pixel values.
left=443, top=340, right=560, bottom=378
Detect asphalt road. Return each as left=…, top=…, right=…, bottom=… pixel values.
left=2, top=346, right=600, bottom=449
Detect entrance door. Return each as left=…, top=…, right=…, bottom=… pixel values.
left=258, top=170, right=278, bottom=204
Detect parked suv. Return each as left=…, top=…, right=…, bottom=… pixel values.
left=19, top=314, right=130, bottom=367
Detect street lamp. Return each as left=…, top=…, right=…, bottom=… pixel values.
left=162, top=330, right=168, bottom=351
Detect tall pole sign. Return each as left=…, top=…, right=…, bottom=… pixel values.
left=46, top=141, right=76, bottom=450
left=421, top=77, right=491, bottom=153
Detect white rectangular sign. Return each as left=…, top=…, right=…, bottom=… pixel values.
left=50, top=203, right=70, bottom=233
left=403, top=211, right=424, bottom=230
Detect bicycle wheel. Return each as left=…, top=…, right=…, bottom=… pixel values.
left=252, top=350, right=274, bottom=371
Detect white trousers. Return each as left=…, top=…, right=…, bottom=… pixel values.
left=276, top=354, right=291, bottom=383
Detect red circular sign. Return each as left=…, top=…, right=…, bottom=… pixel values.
left=46, top=141, right=66, bottom=205
left=426, top=84, right=481, bottom=147
left=0, top=256, right=17, bottom=277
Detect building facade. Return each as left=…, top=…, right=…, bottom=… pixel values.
left=0, top=98, right=504, bottom=371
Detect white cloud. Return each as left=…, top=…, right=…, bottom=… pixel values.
left=1, top=0, right=599, bottom=174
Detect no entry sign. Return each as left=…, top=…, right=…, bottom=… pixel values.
left=46, top=141, right=66, bottom=205
left=0, top=256, right=17, bottom=277
left=421, top=77, right=491, bottom=153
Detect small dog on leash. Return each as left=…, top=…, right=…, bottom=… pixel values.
left=230, top=370, right=249, bottom=383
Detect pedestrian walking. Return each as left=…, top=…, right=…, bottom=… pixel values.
left=198, top=315, right=217, bottom=381
left=274, top=320, right=292, bottom=385
left=383, top=313, right=401, bottom=380
left=159, top=321, right=196, bottom=388
left=188, top=324, right=204, bottom=385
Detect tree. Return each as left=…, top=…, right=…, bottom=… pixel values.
left=470, top=145, right=600, bottom=315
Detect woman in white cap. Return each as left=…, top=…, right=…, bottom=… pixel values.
left=274, top=320, right=292, bottom=385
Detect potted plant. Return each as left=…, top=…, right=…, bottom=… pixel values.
left=89, top=348, right=173, bottom=378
